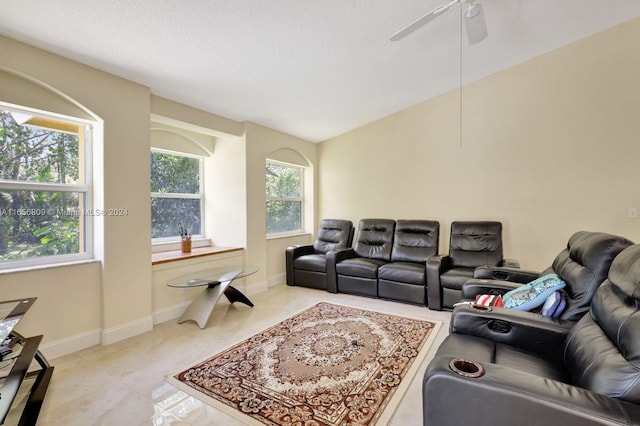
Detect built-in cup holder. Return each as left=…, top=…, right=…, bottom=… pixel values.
left=470, top=304, right=492, bottom=312
left=449, top=358, right=485, bottom=378
left=488, top=319, right=512, bottom=334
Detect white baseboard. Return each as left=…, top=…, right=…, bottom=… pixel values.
left=39, top=328, right=102, bottom=360
left=39, top=282, right=281, bottom=359
left=152, top=301, right=190, bottom=324
left=101, top=315, right=153, bottom=346
left=268, top=273, right=285, bottom=288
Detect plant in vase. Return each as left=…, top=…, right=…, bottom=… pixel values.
left=180, top=224, right=191, bottom=253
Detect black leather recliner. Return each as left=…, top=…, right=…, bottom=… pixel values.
left=464, top=231, right=634, bottom=321
left=377, top=220, right=440, bottom=305
left=423, top=244, right=640, bottom=426
left=285, top=219, right=354, bottom=293
left=427, top=221, right=514, bottom=311
left=330, top=219, right=396, bottom=298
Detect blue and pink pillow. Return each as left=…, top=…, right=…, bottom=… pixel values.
left=502, top=274, right=567, bottom=313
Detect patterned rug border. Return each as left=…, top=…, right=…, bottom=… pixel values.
left=165, top=302, right=442, bottom=425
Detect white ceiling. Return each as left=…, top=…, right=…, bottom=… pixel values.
left=1, top=1, right=640, bottom=142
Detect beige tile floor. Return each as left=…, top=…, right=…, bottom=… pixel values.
left=31, top=284, right=451, bottom=426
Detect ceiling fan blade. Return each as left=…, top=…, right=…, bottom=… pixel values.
left=464, top=2, right=488, bottom=44
left=390, top=1, right=458, bottom=42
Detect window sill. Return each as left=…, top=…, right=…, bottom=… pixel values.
left=0, top=258, right=100, bottom=276
left=151, top=238, right=211, bottom=253
left=151, top=246, right=243, bottom=265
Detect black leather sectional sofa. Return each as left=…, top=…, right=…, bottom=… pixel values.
left=287, top=218, right=440, bottom=305
left=330, top=219, right=440, bottom=305
left=423, top=242, right=640, bottom=425
left=287, top=218, right=509, bottom=307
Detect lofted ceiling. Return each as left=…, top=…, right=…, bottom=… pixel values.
left=1, top=1, right=640, bottom=142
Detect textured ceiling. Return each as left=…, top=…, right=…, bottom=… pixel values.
left=1, top=1, right=640, bottom=142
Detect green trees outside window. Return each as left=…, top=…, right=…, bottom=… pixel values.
left=0, top=108, right=89, bottom=264
left=266, top=161, right=303, bottom=235
left=0, top=106, right=88, bottom=262
left=151, top=150, right=203, bottom=239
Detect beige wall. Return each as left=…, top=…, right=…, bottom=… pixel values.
left=318, top=18, right=640, bottom=270
left=0, top=36, right=317, bottom=357
left=245, top=122, right=318, bottom=290
left=0, top=262, right=101, bottom=350
left=0, top=35, right=152, bottom=351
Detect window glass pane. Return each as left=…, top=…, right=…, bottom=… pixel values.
left=0, top=190, right=83, bottom=261
left=151, top=151, right=200, bottom=194
left=0, top=110, right=80, bottom=184
left=266, top=163, right=301, bottom=198
left=151, top=198, right=202, bottom=238
left=266, top=200, right=301, bottom=234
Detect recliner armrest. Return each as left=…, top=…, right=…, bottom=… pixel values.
left=286, top=244, right=316, bottom=259
left=474, top=265, right=540, bottom=282
left=450, top=304, right=574, bottom=361
left=285, top=245, right=316, bottom=286
left=423, top=355, right=640, bottom=426
left=325, top=248, right=357, bottom=293
left=461, top=278, right=522, bottom=300
left=427, top=254, right=452, bottom=273
left=426, top=255, right=452, bottom=311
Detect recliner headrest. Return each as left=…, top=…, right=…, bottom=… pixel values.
left=354, top=219, right=396, bottom=261
left=392, top=220, right=439, bottom=263
left=449, top=221, right=503, bottom=268
left=313, top=219, right=353, bottom=254
left=552, top=231, right=634, bottom=321
left=590, top=244, right=640, bottom=369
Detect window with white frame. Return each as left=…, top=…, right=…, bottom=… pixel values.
left=151, top=149, right=203, bottom=240
left=0, top=103, right=93, bottom=268
left=266, top=160, right=303, bottom=236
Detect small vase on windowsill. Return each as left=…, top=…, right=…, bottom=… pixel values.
left=180, top=224, right=192, bottom=253
left=181, top=236, right=192, bottom=254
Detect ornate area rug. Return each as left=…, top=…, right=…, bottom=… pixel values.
left=166, top=302, right=441, bottom=425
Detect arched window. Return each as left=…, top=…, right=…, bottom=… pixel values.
left=0, top=103, right=95, bottom=268
left=266, top=159, right=304, bottom=236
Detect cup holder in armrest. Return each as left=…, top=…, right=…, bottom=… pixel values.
left=470, top=304, right=492, bottom=312
left=488, top=319, right=512, bottom=334
left=449, top=358, right=485, bottom=378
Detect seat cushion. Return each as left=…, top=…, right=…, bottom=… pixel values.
left=293, top=254, right=327, bottom=273
left=440, top=266, right=475, bottom=290
left=336, top=258, right=387, bottom=279
left=436, top=334, right=569, bottom=383
left=378, top=262, right=425, bottom=285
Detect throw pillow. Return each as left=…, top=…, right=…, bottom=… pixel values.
left=540, top=291, right=567, bottom=318
left=474, top=294, right=504, bottom=307
left=503, top=274, right=567, bottom=311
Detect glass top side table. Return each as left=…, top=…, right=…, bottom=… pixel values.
left=167, top=265, right=258, bottom=328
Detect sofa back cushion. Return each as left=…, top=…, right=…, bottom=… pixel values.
left=313, top=219, right=354, bottom=254
left=353, top=219, right=396, bottom=261
left=564, top=244, right=640, bottom=404
left=449, top=221, right=503, bottom=268
left=391, top=220, right=439, bottom=263
left=549, top=231, right=634, bottom=321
